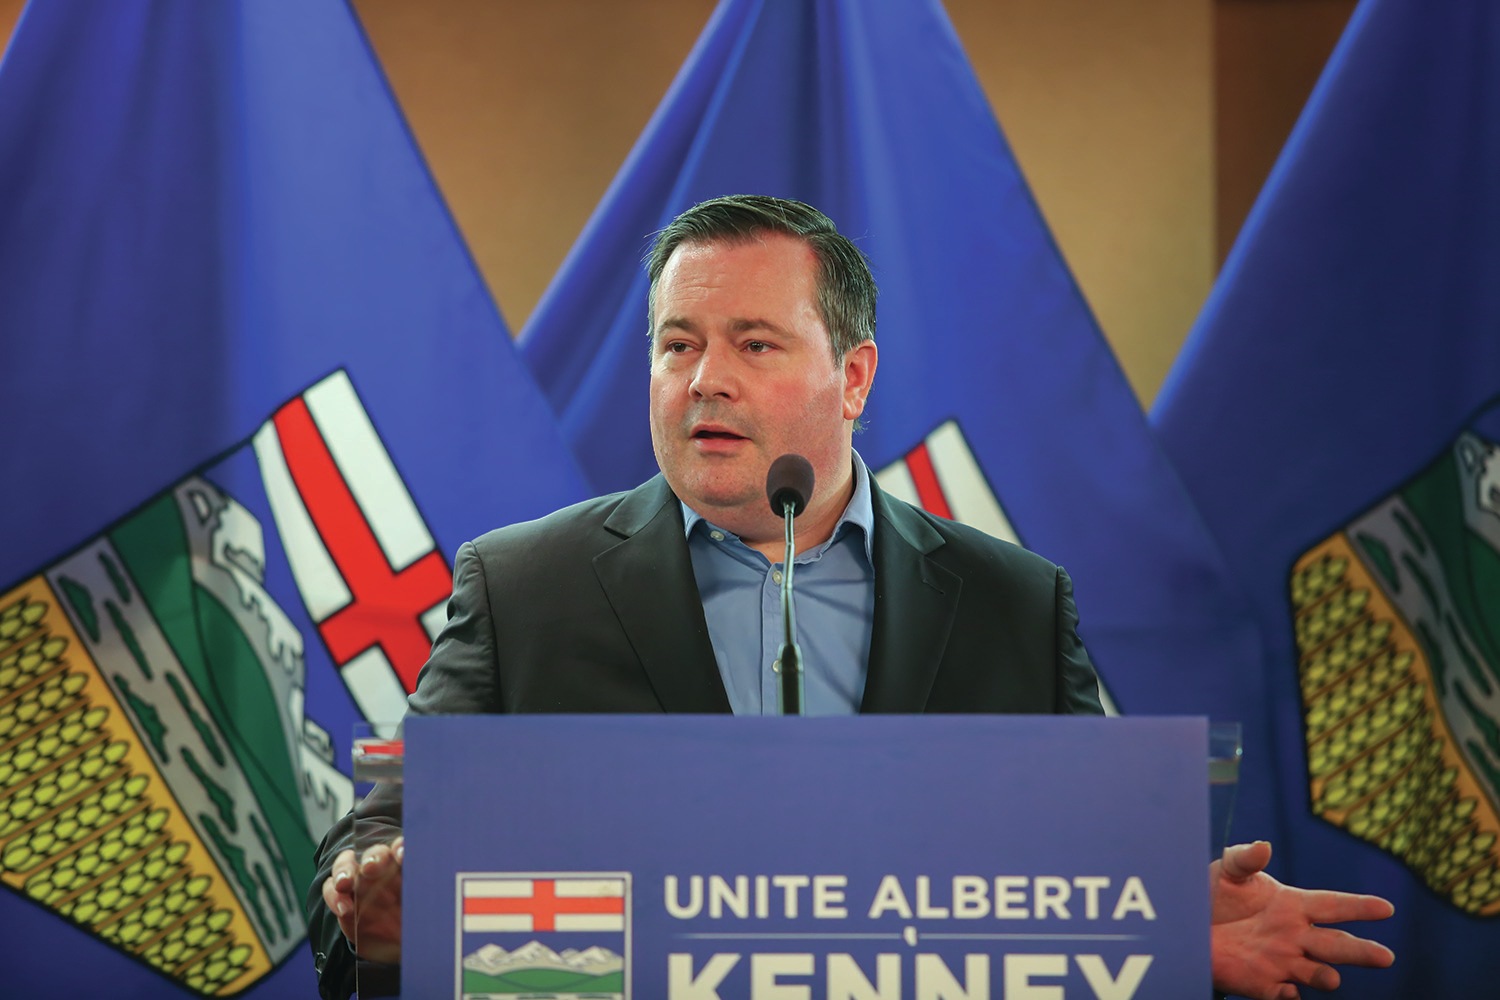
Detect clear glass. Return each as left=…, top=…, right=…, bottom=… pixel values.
left=1209, top=721, right=1243, bottom=858
left=353, top=720, right=405, bottom=790
left=352, top=721, right=404, bottom=999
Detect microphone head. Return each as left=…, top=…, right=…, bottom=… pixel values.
left=766, top=454, right=815, bottom=517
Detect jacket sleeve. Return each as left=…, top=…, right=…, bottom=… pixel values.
left=1055, top=566, right=1105, bottom=715
left=305, top=851, right=356, bottom=1000
left=408, top=540, right=504, bottom=715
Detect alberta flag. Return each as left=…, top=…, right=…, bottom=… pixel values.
left=0, top=2, right=587, bottom=997
left=457, top=874, right=630, bottom=1000
left=1153, top=0, right=1500, bottom=994
left=520, top=0, right=1262, bottom=721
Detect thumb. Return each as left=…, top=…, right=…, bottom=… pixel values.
left=1220, top=840, right=1273, bottom=881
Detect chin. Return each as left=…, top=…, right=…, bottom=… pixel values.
left=676, top=476, right=757, bottom=513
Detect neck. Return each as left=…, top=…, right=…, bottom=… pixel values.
left=746, top=466, right=855, bottom=561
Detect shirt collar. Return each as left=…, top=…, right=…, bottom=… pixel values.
left=679, top=450, right=875, bottom=564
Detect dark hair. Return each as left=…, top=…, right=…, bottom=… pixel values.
left=645, top=194, right=877, bottom=359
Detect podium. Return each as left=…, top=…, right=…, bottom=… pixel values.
left=359, top=715, right=1214, bottom=998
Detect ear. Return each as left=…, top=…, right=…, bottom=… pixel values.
left=841, top=340, right=878, bottom=421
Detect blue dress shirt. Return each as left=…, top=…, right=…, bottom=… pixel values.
left=682, top=453, right=877, bottom=715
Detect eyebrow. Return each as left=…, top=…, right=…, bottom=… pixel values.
left=653, top=316, right=792, bottom=338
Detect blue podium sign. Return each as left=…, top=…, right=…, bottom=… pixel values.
left=402, top=715, right=1209, bottom=999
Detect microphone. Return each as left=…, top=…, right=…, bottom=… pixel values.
left=765, top=455, right=814, bottom=715
left=766, top=454, right=814, bottom=517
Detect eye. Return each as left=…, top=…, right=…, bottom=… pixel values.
left=660, top=340, right=691, bottom=354
left=745, top=340, right=772, bottom=353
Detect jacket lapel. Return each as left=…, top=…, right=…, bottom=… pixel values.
left=861, top=484, right=962, bottom=712
left=593, top=476, right=733, bottom=713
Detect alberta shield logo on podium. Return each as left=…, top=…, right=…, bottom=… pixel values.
left=457, top=872, right=631, bottom=998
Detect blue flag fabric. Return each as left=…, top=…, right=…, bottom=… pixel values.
left=1153, top=0, right=1500, bottom=993
left=521, top=1, right=1262, bottom=732
left=0, top=1, right=588, bottom=997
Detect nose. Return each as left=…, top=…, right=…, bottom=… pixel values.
left=689, top=342, right=737, bottom=400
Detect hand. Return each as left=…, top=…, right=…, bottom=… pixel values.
left=320, top=837, right=405, bottom=964
left=1209, top=840, right=1394, bottom=999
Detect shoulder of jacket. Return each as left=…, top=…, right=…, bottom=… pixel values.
left=880, top=490, right=1064, bottom=587
left=465, top=489, right=632, bottom=558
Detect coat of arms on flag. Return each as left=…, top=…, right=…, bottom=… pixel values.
left=458, top=872, right=630, bottom=999
left=1290, top=413, right=1500, bottom=916
left=0, top=369, right=442, bottom=995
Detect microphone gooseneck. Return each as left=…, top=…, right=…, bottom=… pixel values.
left=765, top=455, right=813, bottom=715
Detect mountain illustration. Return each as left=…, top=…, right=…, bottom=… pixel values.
left=464, top=940, right=624, bottom=976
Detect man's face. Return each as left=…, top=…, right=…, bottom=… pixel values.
left=648, top=234, right=875, bottom=544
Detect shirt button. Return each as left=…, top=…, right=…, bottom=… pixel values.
left=772, top=570, right=783, bottom=584
left=710, top=530, right=724, bottom=541
left=772, top=659, right=781, bottom=673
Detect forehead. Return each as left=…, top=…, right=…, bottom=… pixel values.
left=654, top=234, right=820, bottom=321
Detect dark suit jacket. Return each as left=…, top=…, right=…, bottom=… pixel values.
left=307, top=474, right=1103, bottom=997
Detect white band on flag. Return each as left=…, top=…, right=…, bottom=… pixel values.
left=462, top=915, right=533, bottom=932
left=305, top=371, right=435, bottom=572
left=421, top=601, right=446, bottom=643
left=341, top=647, right=411, bottom=723
left=874, top=458, right=920, bottom=508
left=556, top=914, right=625, bottom=931
left=464, top=879, right=534, bottom=897
left=925, top=421, right=1021, bottom=546
left=874, top=420, right=1020, bottom=547
left=554, top=879, right=625, bottom=897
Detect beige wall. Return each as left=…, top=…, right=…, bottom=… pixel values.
left=947, top=0, right=1212, bottom=404
left=356, top=0, right=1214, bottom=405
left=0, top=0, right=23, bottom=53
left=1215, top=0, right=1355, bottom=264
left=351, top=0, right=717, bottom=335
left=0, top=0, right=1350, bottom=407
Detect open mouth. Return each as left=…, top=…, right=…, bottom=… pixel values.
left=692, top=425, right=747, bottom=442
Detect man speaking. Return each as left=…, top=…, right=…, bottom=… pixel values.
left=309, top=195, right=1394, bottom=1000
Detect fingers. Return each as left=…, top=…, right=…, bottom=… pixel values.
left=1304, top=925, right=1396, bottom=969
left=1220, top=840, right=1273, bottom=881
left=321, top=843, right=406, bottom=921
left=322, top=849, right=357, bottom=918
left=321, top=856, right=360, bottom=940
left=1302, top=889, right=1395, bottom=925
left=1291, top=957, right=1340, bottom=991
left=359, top=842, right=400, bottom=882
left=321, top=874, right=346, bottom=918
left=373, top=837, right=404, bottom=866
left=330, top=848, right=357, bottom=889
